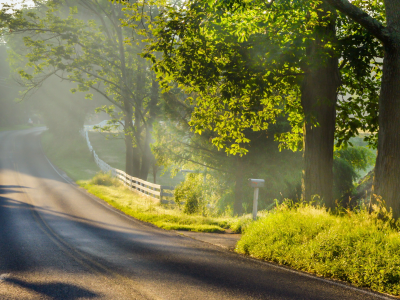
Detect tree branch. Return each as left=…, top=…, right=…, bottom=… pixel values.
left=53, top=73, right=124, bottom=110
left=163, top=146, right=225, bottom=172
left=324, top=0, right=390, bottom=44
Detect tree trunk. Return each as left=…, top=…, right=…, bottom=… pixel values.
left=152, top=163, right=158, bottom=184
left=139, top=78, right=159, bottom=180
left=233, top=157, right=244, bottom=216
left=301, top=6, right=340, bottom=209
left=140, top=127, right=152, bottom=180
left=124, top=109, right=135, bottom=176
left=373, top=38, right=400, bottom=217
left=114, top=6, right=138, bottom=178
left=324, top=0, right=400, bottom=217
left=132, top=104, right=142, bottom=178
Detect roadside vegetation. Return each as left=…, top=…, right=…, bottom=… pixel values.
left=79, top=172, right=250, bottom=233
left=237, top=201, right=400, bottom=296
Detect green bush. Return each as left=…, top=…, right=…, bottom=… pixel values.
left=174, top=173, right=224, bottom=215
left=174, top=173, right=203, bottom=214
left=236, top=202, right=400, bottom=296
left=90, top=172, right=120, bottom=187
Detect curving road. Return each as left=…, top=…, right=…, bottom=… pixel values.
left=0, top=128, right=393, bottom=300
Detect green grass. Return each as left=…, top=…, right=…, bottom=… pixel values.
left=236, top=203, right=400, bottom=296
left=78, top=174, right=248, bottom=233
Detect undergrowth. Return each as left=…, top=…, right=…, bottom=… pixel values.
left=90, top=172, right=120, bottom=186
left=78, top=174, right=251, bottom=233
left=236, top=201, right=400, bottom=296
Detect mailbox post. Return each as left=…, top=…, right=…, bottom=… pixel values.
left=248, top=179, right=265, bottom=220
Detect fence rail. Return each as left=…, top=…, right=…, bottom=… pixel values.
left=82, top=128, right=174, bottom=203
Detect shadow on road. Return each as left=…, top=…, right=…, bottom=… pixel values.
left=4, top=277, right=100, bottom=299
left=0, top=178, right=383, bottom=299
left=0, top=185, right=30, bottom=194
left=0, top=193, right=362, bottom=300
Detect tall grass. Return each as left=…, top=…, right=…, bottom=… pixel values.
left=236, top=202, right=400, bottom=295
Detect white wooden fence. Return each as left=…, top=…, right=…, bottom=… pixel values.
left=82, top=128, right=174, bottom=203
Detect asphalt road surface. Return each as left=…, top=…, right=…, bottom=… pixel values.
left=0, top=128, right=394, bottom=300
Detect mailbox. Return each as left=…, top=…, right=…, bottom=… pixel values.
left=248, top=179, right=264, bottom=220
left=248, top=179, right=265, bottom=188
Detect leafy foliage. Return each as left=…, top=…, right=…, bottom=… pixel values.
left=139, top=0, right=382, bottom=155
left=174, top=173, right=203, bottom=214
left=333, top=146, right=376, bottom=200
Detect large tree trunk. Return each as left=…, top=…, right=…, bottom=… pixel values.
left=324, top=0, right=400, bottom=217
left=301, top=6, right=340, bottom=209
left=373, top=39, right=400, bottom=217
left=115, top=6, right=138, bottom=177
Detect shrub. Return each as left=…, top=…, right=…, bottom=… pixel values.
left=90, top=172, right=120, bottom=186
left=236, top=202, right=400, bottom=295
left=174, top=173, right=203, bottom=214
left=174, top=172, right=223, bottom=215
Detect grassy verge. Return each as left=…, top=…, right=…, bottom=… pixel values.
left=236, top=203, right=400, bottom=296
left=42, top=131, right=247, bottom=233
left=78, top=177, right=244, bottom=233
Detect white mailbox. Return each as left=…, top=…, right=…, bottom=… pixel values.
left=248, top=179, right=265, bottom=188
left=248, top=179, right=264, bottom=220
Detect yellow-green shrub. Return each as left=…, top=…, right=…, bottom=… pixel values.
left=236, top=203, right=400, bottom=296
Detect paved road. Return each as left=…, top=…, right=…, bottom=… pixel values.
left=0, top=128, right=393, bottom=300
